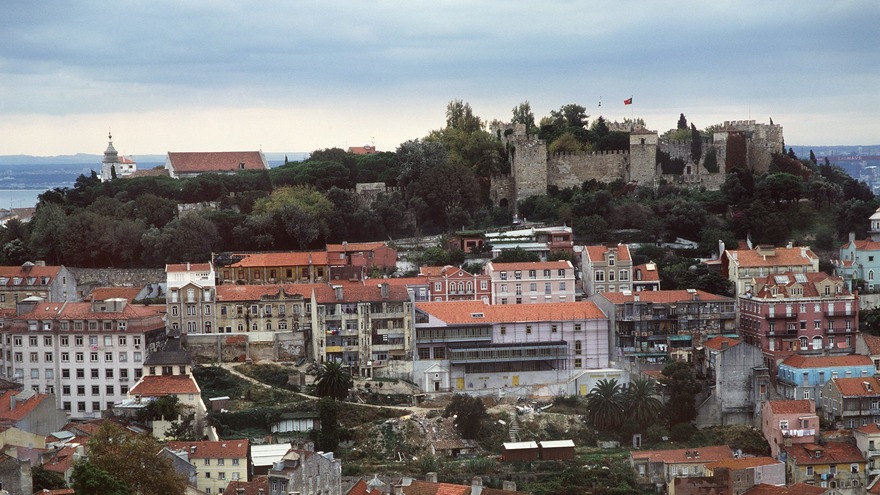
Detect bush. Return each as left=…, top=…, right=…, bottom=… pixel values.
left=669, top=423, right=696, bottom=442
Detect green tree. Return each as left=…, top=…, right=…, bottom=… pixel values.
left=86, top=422, right=187, bottom=495
left=317, top=397, right=340, bottom=452
left=32, top=464, right=67, bottom=492
left=28, top=203, right=68, bottom=264
left=690, top=123, right=703, bottom=164
left=511, top=101, right=537, bottom=134
left=625, top=377, right=664, bottom=428
left=396, top=139, right=448, bottom=192
left=445, top=99, right=483, bottom=133
left=492, top=247, right=540, bottom=263
left=71, top=461, right=130, bottom=495
left=444, top=394, right=487, bottom=439
left=677, top=113, right=688, bottom=130
left=314, top=361, right=353, bottom=400
left=585, top=378, right=625, bottom=430
left=660, top=361, right=701, bottom=426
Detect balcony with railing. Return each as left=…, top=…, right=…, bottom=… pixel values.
left=448, top=342, right=567, bottom=364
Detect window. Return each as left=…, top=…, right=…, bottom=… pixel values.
left=77, top=385, right=85, bottom=395
left=75, top=352, right=84, bottom=363
left=551, top=325, right=557, bottom=333
left=106, top=385, right=114, bottom=394
left=44, top=336, right=52, bottom=346
left=91, top=385, right=99, bottom=395
left=526, top=325, right=532, bottom=334
left=217, top=459, right=225, bottom=466
left=62, top=369, right=70, bottom=378
left=205, top=459, right=211, bottom=466
left=575, top=340, right=582, bottom=354
left=418, top=348, right=430, bottom=359
left=574, top=358, right=582, bottom=368
left=62, top=385, right=70, bottom=395
left=106, top=369, right=114, bottom=379
left=218, top=472, right=226, bottom=480
left=806, top=466, right=814, bottom=476
left=61, top=352, right=69, bottom=362
left=61, top=336, right=69, bottom=346
left=595, top=271, right=605, bottom=282
left=90, top=352, right=98, bottom=362
left=500, top=325, right=506, bottom=335
left=575, top=324, right=582, bottom=332
left=91, top=369, right=99, bottom=378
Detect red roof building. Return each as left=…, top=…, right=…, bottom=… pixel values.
left=761, top=400, right=819, bottom=458
left=0, top=263, right=77, bottom=310
left=164, top=151, right=269, bottom=178
left=167, top=440, right=251, bottom=494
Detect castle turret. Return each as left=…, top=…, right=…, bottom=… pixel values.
left=628, top=128, right=658, bottom=186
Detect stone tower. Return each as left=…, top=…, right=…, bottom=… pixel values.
left=627, top=128, right=658, bottom=186
left=509, top=125, right=549, bottom=210
left=100, top=132, right=120, bottom=182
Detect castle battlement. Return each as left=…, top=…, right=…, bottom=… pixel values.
left=551, top=149, right=629, bottom=158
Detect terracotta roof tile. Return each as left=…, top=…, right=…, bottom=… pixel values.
left=783, top=441, right=865, bottom=465
left=598, top=289, right=731, bottom=304
left=167, top=151, right=268, bottom=174
left=856, top=423, right=880, bottom=434
left=703, top=336, right=741, bottom=351
left=780, top=354, right=873, bottom=369
left=743, top=483, right=825, bottom=495
left=165, top=263, right=212, bottom=273
left=167, top=439, right=249, bottom=459
left=830, top=376, right=880, bottom=397
left=727, top=246, right=818, bottom=268
left=91, top=287, right=142, bottom=302
left=222, top=476, right=269, bottom=495
left=130, top=375, right=200, bottom=396
left=705, top=456, right=781, bottom=470
left=0, top=265, right=61, bottom=286
left=326, top=242, right=388, bottom=252
left=398, top=479, right=529, bottom=495
left=0, top=390, right=49, bottom=422
left=752, top=271, right=850, bottom=298
left=767, top=400, right=815, bottom=415
left=584, top=244, right=632, bottom=263
left=863, top=334, right=880, bottom=355
left=633, top=263, right=660, bottom=282
left=347, top=479, right=384, bottom=495
left=416, top=300, right=606, bottom=324
left=631, top=445, right=733, bottom=464
left=42, top=445, right=79, bottom=474
left=228, top=251, right=330, bottom=268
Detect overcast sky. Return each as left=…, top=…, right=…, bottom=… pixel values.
left=1, top=1, right=878, bottom=157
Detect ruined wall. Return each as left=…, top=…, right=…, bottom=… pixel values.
left=185, top=332, right=305, bottom=363
left=546, top=150, right=628, bottom=189
left=70, top=268, right=165, bottom=289
left=489, top=174, right=515, bottom=209
left=511, top=137, right=549, bottom=202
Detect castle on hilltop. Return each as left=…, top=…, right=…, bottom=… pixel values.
left=490, top=120, right=783, bottom=211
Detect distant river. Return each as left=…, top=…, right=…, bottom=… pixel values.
left=0, top=189, right=46, bottom=209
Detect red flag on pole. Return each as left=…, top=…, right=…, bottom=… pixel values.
left=623, top=97, right=633, bottom=105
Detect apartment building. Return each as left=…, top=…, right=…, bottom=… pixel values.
left=0, top=263, right=77, bottom=310
left=722, top=244, right=820, bottom=297
left=167, top=440, right=251, bottom=495
left=166, top=262, right=216, bottom=336
left=0, top=297, right=166, bottom=419
left=582, top=243, right=634, bottom=295
left=420, top=266, right=491, bottom=303
left=484, top=260, right=575, bottom=304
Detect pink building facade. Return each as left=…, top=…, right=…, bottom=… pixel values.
left=761, top=400, right=819, bottom=459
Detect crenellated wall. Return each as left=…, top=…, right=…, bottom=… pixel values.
left=547, top=150, right=629, bottom=190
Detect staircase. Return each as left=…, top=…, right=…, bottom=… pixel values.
left=508, top=414, right=521, bottom=442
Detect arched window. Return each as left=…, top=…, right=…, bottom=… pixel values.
left=266, top=322, right=272, bottom=331
left=870, top=270, right=875, bottom=281
left=799, top=337, right=808, bottom=349
left=812, top=336, right=823, bottom=350
left=466, top=282, right=473, bottom=291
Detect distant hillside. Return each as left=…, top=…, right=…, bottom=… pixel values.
left=0, top=152, right=309, bottom=166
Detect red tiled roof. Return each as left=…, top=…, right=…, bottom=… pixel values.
left=326, top=242, right=387, bottom=252
left=863, top=334, right=880, bottom=355
left=166, top=439, right=249, bottom=459
left=347, top=479, right=384, bottom=495
left=633, top=263, right=660, bottom=282
left=124, top=167, right=169, bottom=179
left=856, top=423, right=880, bottom=434
left=222, top=476, right=269, bottom=495
left=166, top=263, right=212, bottom=272
left=783, top=441, right=865, bottom=465
left=631, top=445, right=733, bottom=464
left=744, top=483, right=825, bottom=495
left=780, top=354, right=873, bottom=369
left=311, top=281, right=411, bottom=303
left=850, top=239, right=880, bottom=251
left=10, top=301, right=164, bottom=322
left=726, top=246, right=818, bottom=268
left=0, top=265, right=61, bottom=286
left=487, top=260, right=572, bottom=271
left=599, top=289, right=731, bottom=304
left=705, top=456, right=781, bottom=470
left=830, top=376, right=880, bottom=397
left=752, top=271, right=850, bottom=298
left=380, top=276, right=428, bottom=287
left=585, top=244, right=632, bottom=263
left=347, top=145, right=377, bottom=155
left=91, top=287, right=141, bottom=302
left=130, top=375, right=200, bottom=396
left=228, top=251, right=330, bottom=268
left=703, top=336, right=741, bottom=351
left=42, top=445, right=79, bottom=474
left=167, top=151, right=267, bottom=174
left=416, top=300, right=606, bottom=324
left=398, top=479, right=529, bottom=495
left=767, top=400, right=814, bottom=415
left=0, top=390, right=50, bottom=422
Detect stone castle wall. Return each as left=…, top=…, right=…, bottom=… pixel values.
left=546, top=150, right=629, bottom=190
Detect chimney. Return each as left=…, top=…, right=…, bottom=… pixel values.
left=502, top=481, right=517, bottom=492
left=426, top=472, right=438, bottom=483
left=850, top=232, right=857, bottom=243
left=186, top=262, right=191, bottom=270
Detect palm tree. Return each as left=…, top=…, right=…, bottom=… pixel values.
left=586, top=378, right=625, bottom=430
left=314, top=361, right=353, bottom=400
left=625, top=376, right=664, bottom=427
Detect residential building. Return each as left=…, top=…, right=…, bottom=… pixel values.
left=0, top=452, right=32, bottom=495
left=167, top=440, right=251, bottom=495
left=632, top=262, right=662, bottom=292
left=591, top=289, right=736, bottom=364
left=484, top=225, right=574, bottom=261
left=267, top=449, right=341, bottom=495
left=413, top=300, right=611, bottom=396
left=739, top=271, right=857, bottom=369
left=251, top=444, right=292, bottom=476
left=630, top=445, right=734, bottom=491
left=835, top=207, right=880, bottom=292
left=214, top=283, right=313, bottom=338
left=704, top=457, right=786, bottom=491
left=776, top=354, right=874, bottom=402
left=582, top=243, right=634, bottom=295
left=164, top=151, right=269, bottom=179
left=214, top=252, right=333, bottom=284
left=166, top=262, right=217, bottom=336
left=160, top=446, right=198, bottom=489
left=722, top=244, right=820, bottom=297
left=856, top=333, right=880, bottom=374
left=223, top=477, right=269, bottom=495
left=0, top=263, right=76, bottom=310
left=853, top=423, right=880, bottom=483
left=696, top=336, right=768, bottom=427
left=484, top=260, right=575, bottom=304
left=0, top=389, right=67, bottom=436
left=742, top=483, right=825, bottom=495
left=783, top=442, right=866, bottom=493
left=760, top=400, right=819, bottom=459
left=326, top=242, right=397, bottom=272
left=347, top=478, right=383, bottom=495
left=270, top=411, right=320, bottom=435
left=821, top=376, right=880, bottom=429
left=420, top=266, right=491, bottom=303
left=0, top=297, right=166, bottom=419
